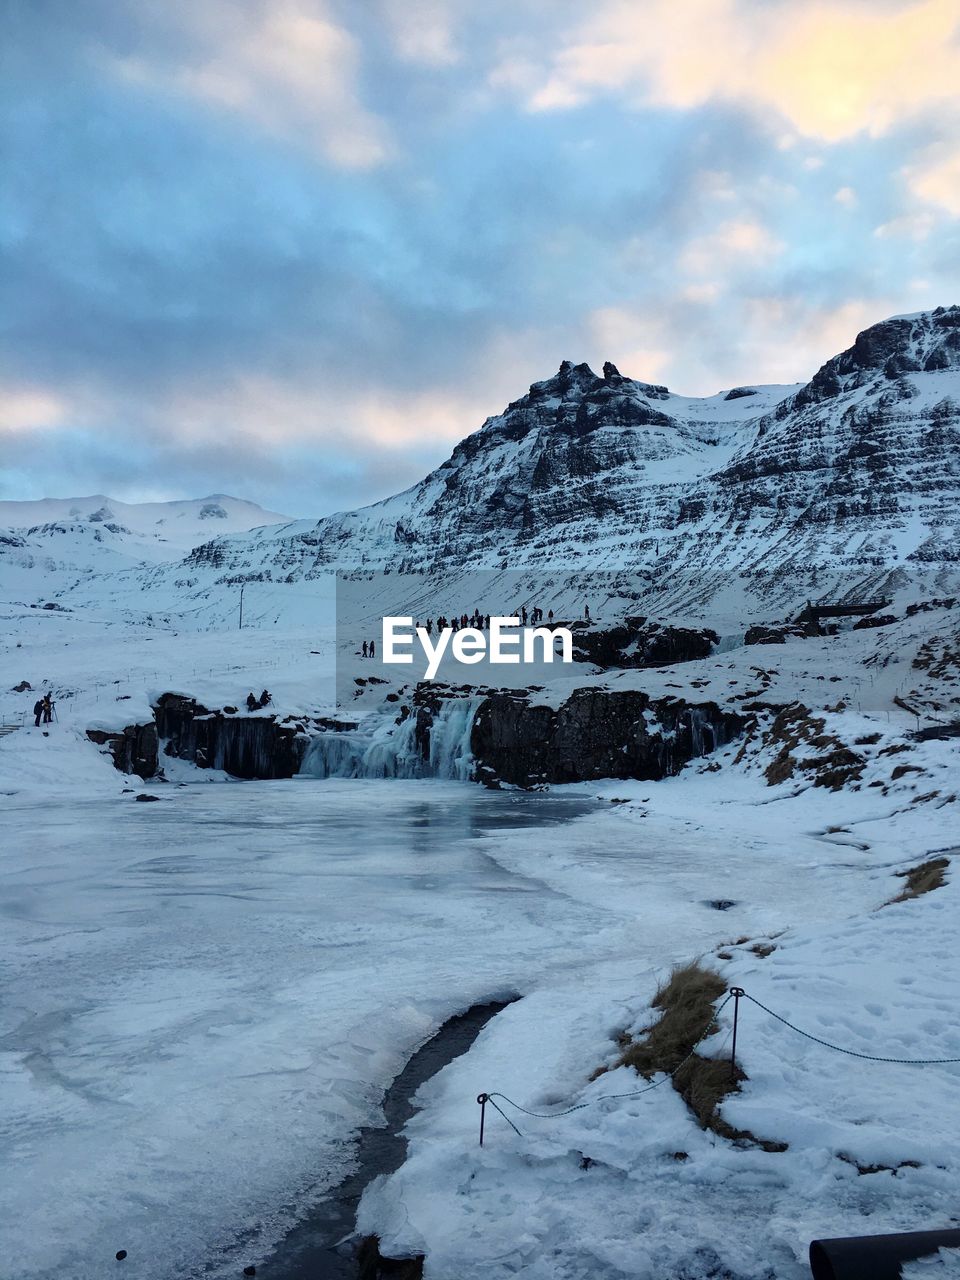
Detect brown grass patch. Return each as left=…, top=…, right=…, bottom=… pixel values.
left=618, top=964, right=726, bottom=1077
left=891, top=763, right=923, bottom=780
left=613, top=963, right=787, bottom=1152
left=750, top=942, right=776, bottom=958
left=762, top=703, right=865, bottom=791
left=885, top=856, right=949, bottom=905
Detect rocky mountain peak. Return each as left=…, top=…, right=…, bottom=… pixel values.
left=159, top=305, right=959, bottom=618
left=789, top=305, right=960, bottom=409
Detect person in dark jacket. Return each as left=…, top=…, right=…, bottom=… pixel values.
left=34, top=698, right=44, bottom=727
left=246, top=692, right=258, bottom=711
left=42, top=694, right=53, bottom=724
left=259, top=689, right=271, bottom=706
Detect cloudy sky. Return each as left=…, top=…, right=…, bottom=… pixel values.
left=3, top=0, right=960, bottom=516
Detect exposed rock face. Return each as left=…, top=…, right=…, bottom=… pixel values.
left=87, top=723, right=159, bottom=778
left=852, top=613, right=897, bottom=630
left=744, top=624, right=812, bottom=645
left=357, top=1236, right=423, bottom=1279
left=570, top=618, right=718, bottom=668
left=470, top=689, right=747, bottom=786
left=155, top=693, right=306, bottom=778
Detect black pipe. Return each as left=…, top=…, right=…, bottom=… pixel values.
left=810, top=1229, right=960, bottom=1279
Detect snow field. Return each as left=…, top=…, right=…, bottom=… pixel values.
left=358, top=776, right=960, bottom=1280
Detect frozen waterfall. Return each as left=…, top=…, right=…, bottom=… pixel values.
left=300, top=698, right=482, bottom=781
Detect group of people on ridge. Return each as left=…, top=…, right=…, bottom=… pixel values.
left=356, top=602, right=591, bottom=660
left=245, top=690, right=271, bottom=710
left=416, top=604, right=557, bottom=636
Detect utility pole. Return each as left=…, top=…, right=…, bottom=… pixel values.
left=239, top=584, right=244, bottom=631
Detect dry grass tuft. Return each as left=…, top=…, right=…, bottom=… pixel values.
left=618, top=964, right=725, bottom=1077
left=613, top=962, right=787, bottom=1152
left=762, top=703, right=865, bottom=791
left=885, top=856, right=949, bottom=905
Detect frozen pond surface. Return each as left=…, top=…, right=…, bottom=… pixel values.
left=1, top=780, right=610, bottom=1280
left=0, top=776, right=888, bottom=1280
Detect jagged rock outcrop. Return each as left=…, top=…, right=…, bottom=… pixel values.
left=569, top=618, right=718, bottom=668
left=155, top=693, right=306, bottom=778
left=87, top=723, right=159, bottom=778
left=744, top=624, right=813, bottom=645
left=470, top=689, right=747, bottom=786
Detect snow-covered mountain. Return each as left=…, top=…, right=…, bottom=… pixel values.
left=161, top=307, right=960, bottom=622
left=0, top=494, right=293, bottom=603
left=0, top=493, right=291, bottom=556
left=4, top=309, right=959, bottom=627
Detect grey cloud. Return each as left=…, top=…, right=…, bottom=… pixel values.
left=3, top=0, right=957, bottom=513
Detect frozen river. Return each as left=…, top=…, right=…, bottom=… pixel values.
left=1, top=780, right=614, bottom=1280
left=1, top=775, right=879, bottom=1280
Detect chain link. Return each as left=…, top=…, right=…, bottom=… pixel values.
left=480, top=987, right=960, bottom=1139
left=742, top=993, right=960, bottom=1065
left=486, top=994, right=732, bottom=1122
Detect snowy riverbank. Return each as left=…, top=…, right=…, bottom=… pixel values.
left=1, top=594, right=957, bottom=1278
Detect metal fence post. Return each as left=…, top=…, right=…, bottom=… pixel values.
left=730, top=987, right=745, bottom=1081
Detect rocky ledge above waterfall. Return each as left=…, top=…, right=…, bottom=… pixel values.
left=88, top=694, right=356, bottom=780
left=89, top=683, right=751, bottom=789
left=470, top=688, right=748, bottom=786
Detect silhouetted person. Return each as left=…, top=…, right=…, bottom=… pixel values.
left=584, top=604, right=591, bottom=621
left=362, top=640, right=369, bottom=658
left=259, top=689, right=271, bottom=706
left=42, top=694, right=53, bottom=724
left=33, top=698, right=43, bottom=727
left=369, top=640, right=375, bottom=658
left=548, top=609, right=554, bottom=623
left=246, top=692, right=258, bottom=711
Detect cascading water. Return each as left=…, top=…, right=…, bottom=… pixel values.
left=427, top=696, right=480, bottom=780
left=714, top=632, right=747, bottom=655
left=685, top=706, right=716, bottom=757
left=300, top=697, right=483, bottom=781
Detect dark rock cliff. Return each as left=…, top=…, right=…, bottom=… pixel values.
left=87, top=723, right=159, bottom=779
left=155, top=693, right=307, bottom=778
left=89, top=688, right=746, bottom=787
left=470, top=689, right=747, bottom=786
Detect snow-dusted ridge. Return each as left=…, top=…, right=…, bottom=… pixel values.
left=150, top=307, right=960, bottom=626
left=3, top=307, right=958, bottom=630
left=0, top=493, right=292, bottom=551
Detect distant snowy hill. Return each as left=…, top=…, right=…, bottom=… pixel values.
left=0, top=494, right=293, bottom=605
left=0, top=494, right=291, bottom=555
left=3, top=308, right=959, bottom=627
